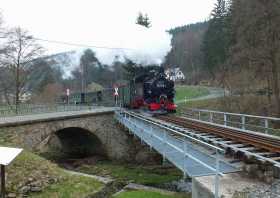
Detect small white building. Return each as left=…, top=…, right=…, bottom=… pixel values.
left=20, top=92, right=32, bottom=102
left=0, top=92, right=32, bottom=104
left=165, top=67, right=185, bottom=82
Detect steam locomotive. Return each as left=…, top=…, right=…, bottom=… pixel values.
left=120, top=67, right=176, bottom=113
left=58, top=67, right=176, bottom=113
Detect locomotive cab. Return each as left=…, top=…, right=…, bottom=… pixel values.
left=123, top=66, right=176, bottom=113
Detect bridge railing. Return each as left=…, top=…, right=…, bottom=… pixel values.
left=183, top=108, right=280, bottom=136
left=0, top=104, right=100, bottom=117
left=115, top=110, right=239, bottom=198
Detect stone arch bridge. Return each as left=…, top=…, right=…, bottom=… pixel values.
left=0, top=108, right=155, bottom=162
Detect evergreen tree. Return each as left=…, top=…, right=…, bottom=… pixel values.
left=202, top=0, right=231, bottom=78
left=136, top=12, right=151, bottom=28
left=122, top=58, right=139, bottom=80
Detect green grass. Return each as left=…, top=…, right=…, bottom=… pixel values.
left=114, top=190, right=190, bottom=198
left=177, top=97, right=220, bottom=110
left=175, top=86, right=210, bottom=102
left=7, top=151, right=58, bottom=192
left=5, top=151, right=103, bottom=197
left=75, top=161, right=182, bottom=186
left=30, top=173, right=103, bottom=198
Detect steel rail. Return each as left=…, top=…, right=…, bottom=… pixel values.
left=157, top=115, right=280, bottom=167
left=168, top=116, right=280, bottom=152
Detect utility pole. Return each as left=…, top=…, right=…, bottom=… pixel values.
left=81, top=63, right=85, bottom=104
left=81, top=63, right=85, bottom=94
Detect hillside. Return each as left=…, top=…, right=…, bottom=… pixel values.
left=165, top=22, right=208, bottom=84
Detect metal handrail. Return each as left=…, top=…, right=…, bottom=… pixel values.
left=121, top=110, right=223, bottom=152
left=186, top=108, right=280, bottom=121
left=0, top=104, right=95, bottom=117
left=183, top=108, right=280, bottom=135
left=116, top=110, right=226, bottom=198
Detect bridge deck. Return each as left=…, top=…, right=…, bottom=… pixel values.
left=115, top=110, right=239, bottom=177
left=0, top=107, right=116, bottom=127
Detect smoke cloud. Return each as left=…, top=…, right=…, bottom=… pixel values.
left=94, top=24, right=172, bottom=65
left=40, top=24, right=172, bottom=77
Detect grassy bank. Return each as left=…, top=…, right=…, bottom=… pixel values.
left=178, top=95, right=280, bottom=135
left=74, top=160, right=182, bottom=186
left=30, top=172, right=103, bottom=198
left=177, top=97, right=220, bottom=110
left=0, top=128, right=103, bottom=198
left=175, top=85, right=210, bottom=102
left=178, top=95, right=278, bottom=117
left=6, top=151, right=103, bottom=198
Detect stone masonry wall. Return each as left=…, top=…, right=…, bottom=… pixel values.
left=0, top=113, right=159, bottom=163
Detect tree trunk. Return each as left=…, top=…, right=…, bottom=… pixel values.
left=15, top=64, right=20, bottom=114
left=266, top=75, right=272, bottom=103
left=15, top=36, right=22, bottom=114
left=271, top=55, right=280, bottom=118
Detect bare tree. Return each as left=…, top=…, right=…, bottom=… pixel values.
left=32, top=83, right=63, bottom=104
left=0, top=27, right=44, bottom=109
left=229, top=0, right=280, bottom=117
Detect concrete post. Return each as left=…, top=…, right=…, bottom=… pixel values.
left=241, top=116, right=246, bottom=130
left=215, top=149, right=220, bottom=198
left=183, top=139, right=188, bottom=180
left=163, top=131, right=167, bottom=165
left=264, top=119, right=269, bottom=134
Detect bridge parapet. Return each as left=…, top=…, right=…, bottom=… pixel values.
left=0, top=107, right=116, bottom=127
left=0, top=103, right=117, bottom=118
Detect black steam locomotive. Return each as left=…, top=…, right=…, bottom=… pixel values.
left=120, top=67, right=176, bottom=113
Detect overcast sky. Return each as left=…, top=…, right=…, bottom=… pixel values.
left=0, top=0, right=215, bottom=66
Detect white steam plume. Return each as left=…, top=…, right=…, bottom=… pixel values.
left=39, top=24, right=171, bottom=77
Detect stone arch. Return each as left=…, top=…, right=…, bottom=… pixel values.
left=9, top=113, right=158, bottom=162
left=49, top=127, right=107, bottom=158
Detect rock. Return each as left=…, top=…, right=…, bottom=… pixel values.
left=244, top=164, right=259, bottom=174
left=30, top=181, right=42, bottom=187
left=28, top=178, right=34, bottom=183
left=18, top=186, right=30, bottom=194
left=176, top=180, right=192, bottom=192
left=264, top=176, right=274, bottom=184
left=135, top=151, right=151, bottom=164
left=7, top=193, right=17, bottom=198
left=264, top=171, right=273, bottom=178
left=256, top=170, right=264, bottom=180
left=30, top=186, right=42, bottom=192
left=48, top=177, right=58, bottom=184
left=160, top=179, right=192, bottom=193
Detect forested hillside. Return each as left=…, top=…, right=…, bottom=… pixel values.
left=202, top=0, right=280, bottom=117
left=165, top=22, right=208, bottom=84
left=165, top=0, right=280, bottom=117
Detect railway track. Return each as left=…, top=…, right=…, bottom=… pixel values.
left=157, top=115, right=280, bottom=166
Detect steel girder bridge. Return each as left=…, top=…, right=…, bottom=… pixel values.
left=115, top=110, right=239, bottom=198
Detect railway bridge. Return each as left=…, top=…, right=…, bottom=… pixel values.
left=0, top=105, right=280, bottom=197
left=115, top=109, right=280, bottom=198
